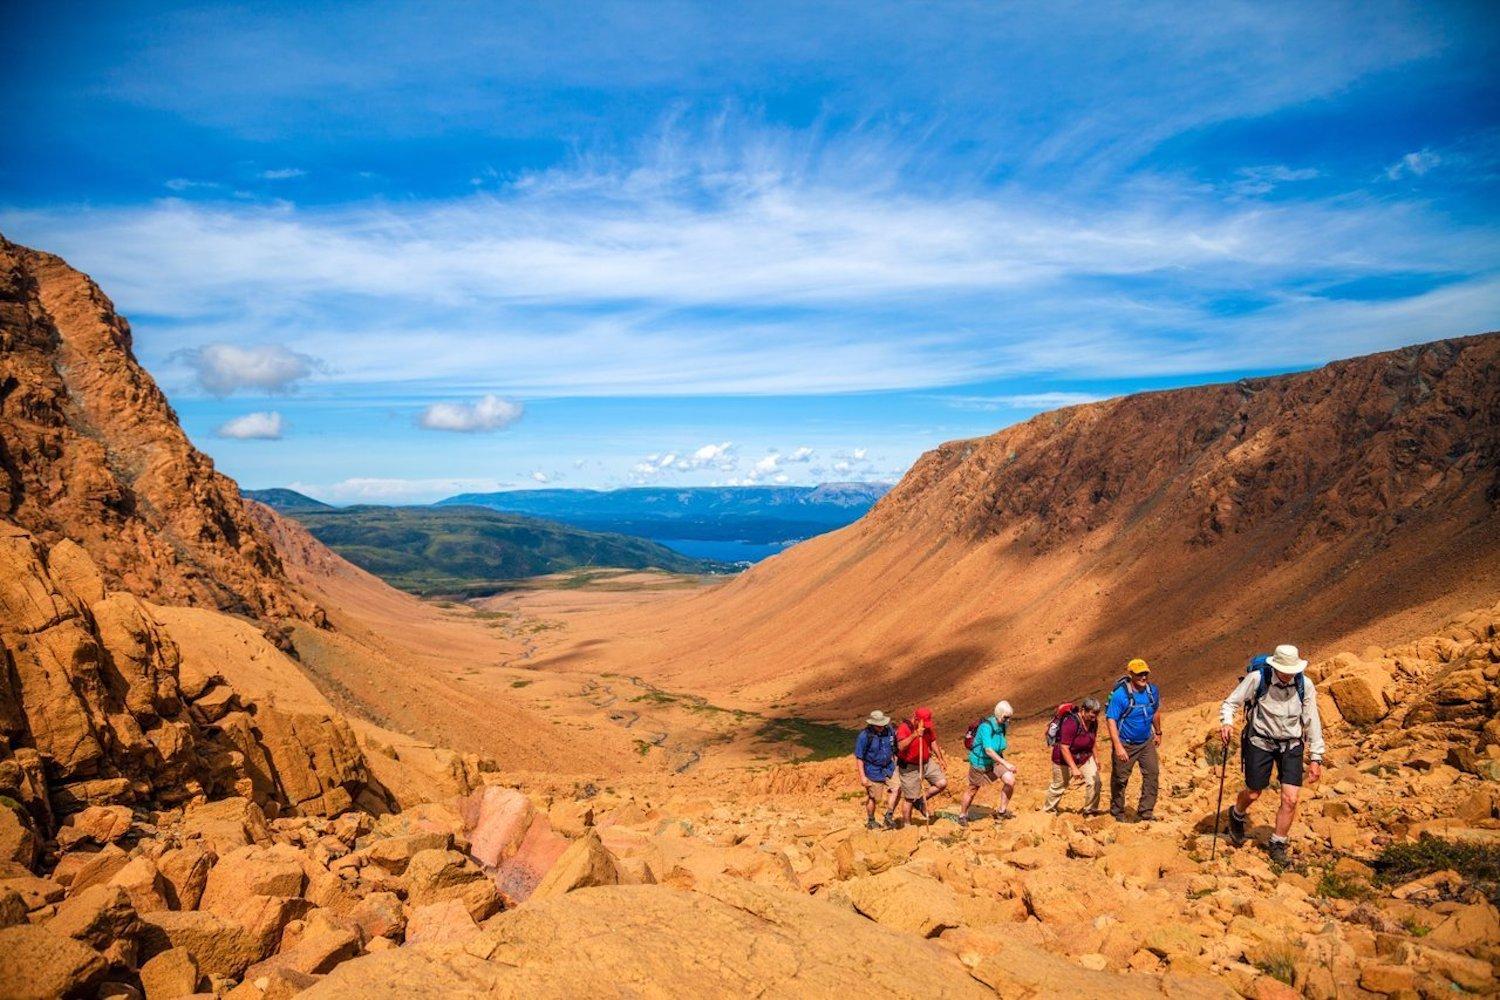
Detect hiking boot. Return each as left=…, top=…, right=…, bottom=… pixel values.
left=1267, top=840, right=1290, bottom=867
left=912, top=797, right=928, bottom=816
left=1226, top=808, right=1247, bottom=847
left=865, top=817, right=879, bottom=831
left=954, top=814, right=970, bottom=827
left=882, top=811, right=896, bottom=830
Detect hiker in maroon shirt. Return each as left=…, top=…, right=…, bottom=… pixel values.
left=1044, top=697, right=1102, bottom=814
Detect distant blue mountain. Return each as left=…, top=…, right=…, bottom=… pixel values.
left=435, top=483, right=890, bottom=557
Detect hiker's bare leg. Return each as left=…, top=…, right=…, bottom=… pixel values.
left=958, top=784, right=978, bottom=817
left=1274, top=784, right=1300, bottom=839
left=1235, top=787, right=1261, bottom=815
left=885, top=783, right=900, bottom=815
left=901, top=799, right=914, bottom=824
left=924, top=778, right=949, bottom=804
left=864, top=784, right=877, bottom=819
left=997, top=771, right=1015, bottom=812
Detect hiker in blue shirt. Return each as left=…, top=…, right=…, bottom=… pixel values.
left=853, top=709, right=900, bottom=830
left=1106, top=658, right=1162, bottom=822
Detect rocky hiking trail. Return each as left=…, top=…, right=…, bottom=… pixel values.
left=4, top=572, right=1498, bottom=998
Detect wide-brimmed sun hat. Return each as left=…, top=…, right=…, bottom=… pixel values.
left=865, top=710, right=891, bottom=727
left=1268, top=645, right=1308, bottom=674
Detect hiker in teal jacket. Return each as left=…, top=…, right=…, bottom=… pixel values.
left=957, top=701, right=1017, bottom=826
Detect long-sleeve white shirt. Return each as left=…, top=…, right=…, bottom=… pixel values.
left=1220, top=672, right=1325, bottom=760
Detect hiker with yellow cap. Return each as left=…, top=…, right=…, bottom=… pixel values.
left=1219, top=644, right=1325, bottom=866
left=1106, top=658, right=1162, bottom=822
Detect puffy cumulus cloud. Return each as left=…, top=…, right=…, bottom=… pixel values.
left=176, top=342, right=324, bottom=396
left=417, top=394, right=524, bottom=432
left=788, top=447, right=815, bottom=462
left=630, top=441, right=736, bottom=481
left=530, top=470, right=551, bottom=483
left=216, top=410, right=284, bottom=439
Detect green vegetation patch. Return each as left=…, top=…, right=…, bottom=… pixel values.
left=757, top=717, right=857, bottom=762
left=1315, top=869, right=1373, bottom=901
left=278, top=504, right=721, bottom=597
left=1375, top=835, right=1500, bottom=904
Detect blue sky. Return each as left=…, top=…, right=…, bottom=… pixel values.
left=3, top=2, right=1497, bottom=502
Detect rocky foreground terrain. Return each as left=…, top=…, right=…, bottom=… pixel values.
left=2, top=518, right=1496, bottom=997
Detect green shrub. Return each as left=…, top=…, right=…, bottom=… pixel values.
left=1316, top=869, right=1372, bottom=900
left=1375, top=835, right=1500, bottom=905
left=1252, top=942, right=1300, bottom=987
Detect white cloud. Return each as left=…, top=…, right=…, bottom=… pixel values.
left=216, top=410, right=284, bottom=439
left=175, top=342, right=323, bottom=395
left=1231, top=164, right=1319, bottom=196
left=629, top=441, right=737, bottom=481
left=1385, top=149, right=1441, bottom=180
left=10, top=119, right=1498, bottom=398
left=788, top=447, right=815, bottom=462
left=260, top=168, right=307, bottom=180
left=417, top=394, right=523, bottom=432
left=530, top=470, right=550, bottom=483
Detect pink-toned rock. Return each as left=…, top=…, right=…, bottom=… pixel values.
left=461, top=786, right=534, bottom=869
left=404, top=899, right=480, bottom=946
left=493, top=815, right=570, bottom=903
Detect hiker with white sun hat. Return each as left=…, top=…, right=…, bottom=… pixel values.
left=1219, top=644, right=1326, bottom=866
left=854, top=710, right=901, bottom=830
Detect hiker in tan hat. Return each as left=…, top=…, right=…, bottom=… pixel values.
left=1219, top=644, right=1325, bottom=866
left=853, top=710, right=900, bottom=830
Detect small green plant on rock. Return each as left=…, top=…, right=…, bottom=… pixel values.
left=1252, top=942, right=1300, bottom=987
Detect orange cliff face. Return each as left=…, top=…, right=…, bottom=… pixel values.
left=527, top=333, right=1500, bottom=722
left=0, top=236, right=304, bottom=620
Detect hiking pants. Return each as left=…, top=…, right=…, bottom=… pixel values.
left=1044, top=757, right=1100, bottom=813
left=1109, top=740, right=1159, bottom=820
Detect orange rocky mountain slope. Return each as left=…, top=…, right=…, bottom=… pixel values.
left=526, top=333, right=1500, bottom=723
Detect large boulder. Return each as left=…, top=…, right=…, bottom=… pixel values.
left=199, top=845, right=306, bottom=913
left=1326, top=664, right=1393, bottom=726
left=529, top=831, right=622, bottom=901
left=180, top=797, right=271, bottom=854
left=139, top=909, right=269, bottom=978
left=48, top=884, right=140, bottom=951
left=461, top=786, right=534, bottom=870
left=0, top=924, right=108, bottom=1000
left=139, top=946, right=199, bottom=999
left=837, top=867, right=962, bottom=938
left=0, top=801, right=39, bottom=869
left=302, top=881, right=991, bottom=998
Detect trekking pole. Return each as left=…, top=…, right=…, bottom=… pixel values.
left=1210, top=734, right=1230, bottom=861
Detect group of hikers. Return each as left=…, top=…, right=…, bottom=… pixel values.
left=852, top=645, right=1325, bottom=865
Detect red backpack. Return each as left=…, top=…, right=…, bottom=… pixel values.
left=1044, top=703, right=1078, bottom=747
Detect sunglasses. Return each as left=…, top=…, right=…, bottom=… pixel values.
left=1132, top=673, right=1150, bottom=679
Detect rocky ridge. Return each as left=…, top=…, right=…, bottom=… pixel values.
left=0, top=236, right=306, bottom=620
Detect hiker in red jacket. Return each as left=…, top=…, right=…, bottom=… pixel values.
left=895, top=707, right=949, bottom=826
left=1044, top=697, right=1102, bottom=814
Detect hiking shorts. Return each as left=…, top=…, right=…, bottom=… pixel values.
left=863, top=770, right=898, bottom=798
left=968, top=764, right=1014, bottom=788
left=1243, top=734, right=1304, bottom=791
left=898, top=759, right=945, bottom=801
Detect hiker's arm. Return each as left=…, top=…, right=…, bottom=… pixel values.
left=1304, top=684, right=1326, bottom=768
left=1060, top=744, right=1078, bottom=775
left=1219, top=675, right=1254, bottom=742
left=1107, top=717, right=1127, bottom=760
left=1153, top=692, right=1163, bottom=744
left=897, top=728, right=919, bottom=752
